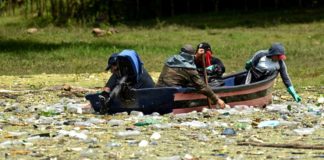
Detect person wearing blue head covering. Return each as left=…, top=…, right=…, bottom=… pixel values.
left=104, top=50, right=155, bottom=92
left=86, top=50, right=155, bottom=114
left=245, top=42, right=301, bottom=103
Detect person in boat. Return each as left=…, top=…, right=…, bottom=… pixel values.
left=195, top=42, right=226, bottom=79
left=156, top=44, right=226, bottom=109
left=85, top=49, right=155, bottom=114
left=103, top=52, right=155, bottom=94
left=245, top=42, right=301, bottom=102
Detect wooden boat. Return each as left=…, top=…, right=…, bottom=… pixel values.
left=87, top=70, right=277, bottom=114
left=172, top=70, right=277, bottom=113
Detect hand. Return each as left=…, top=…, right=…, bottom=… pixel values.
left=217, top=98, right=226, bottom=109
left=245, top=60, right=252, bottom=70
left=206, top=64, right=222, bottom=76
left=195, top=48, right=205, bottom=59
left=103, top=87, right=111, bottom=92
left=206, top=65, right=214, bottom=71
left=287, top=86, right=302, bottom=103
left=293, top=94, right=302, bottom=103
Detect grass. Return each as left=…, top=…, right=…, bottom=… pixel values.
left=0, top=9, right=323, bottom=88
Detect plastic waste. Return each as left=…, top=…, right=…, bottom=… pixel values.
left=293, top=128, right=315, bottom=136
left=151, top=112, right=160, bottom=116
left=8, top=116, right=21, bottom=124
left=116, top=130, right=141, bottom=137
left=40, top=110, right=60, bottom=117
left=217, top=107, right=256, bottom=115
left=127, top=140, right=139, bottom=146
left=36, top=116, right=55, bottom=125
left=152, top=123, right=173, bottom=129
left=180, top=121, right=208, bottom=129
left=74, top=121, right=94, bottom=127
left=184, top=154, right=194, bottom=160
left=57, top=130, right=88, bottom=140
left=278, top=120, right=300, bottom=128
left=80, top=149, right=94, bottom=158
left=235, top=122, right=251, bottom=130
left=107, top=119, right=124, bottom=126
left=7, top=131, right=28, bottom=137
left=25, top=136, right=47, bottom=142
left=129, top=111, right=144, bottom=117
left=150, top=132, right=161, bottom=140
left=138, top=140, right=149, bottom=147
left=134, top=118, right=160, bottom=126
left=266, top=104, right=290, bottom=114
left=106, top=142, right=121, bottom=148
left=158, top=156, right=181, bottom=160
left=197, top=134, right=209, bottom=142
left=307, top=108, right=322, bottom=116
left=66, top=103, right=84, bottom=114
left=209, top=121, right=229, bottom=128
left=233, top=105, right=250, bottom=110
left=86, top=118, right=106, bottom=124
left=317, top=97, right=324, bottom=104
left=0, top=140, right=24, bottom=148
left=150, top=141, right=158, bottom=145
left=257, top=120, right=280, bottom=128
left=221, top=128, right=236, bottom=136
left=173, top=112, right=198, bottom=120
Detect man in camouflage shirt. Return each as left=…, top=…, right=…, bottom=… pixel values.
left=156, top=44, right=226, bottom=108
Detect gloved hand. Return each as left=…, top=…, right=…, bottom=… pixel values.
left=99, top=91, right=111, bottom=114
left=206, top=65, right=217, bottom=74
left=206, top=64, right=222, bottom=77
left=287, top=86, right=302, bottom=102
left=245, top=60, right=252, bottom=70
left=206, top=65, right=215, bottom=71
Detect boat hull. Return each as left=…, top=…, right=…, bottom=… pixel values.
left=173, top=73, right=275, bottom=113
left=86, top=71, right=277, bottom=114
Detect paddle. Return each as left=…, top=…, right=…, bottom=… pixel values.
left=245, top=70, right=252, bottom=84
left=99, top=75, right=127, bottom=114
left=201, top=51, right=212, bottom=109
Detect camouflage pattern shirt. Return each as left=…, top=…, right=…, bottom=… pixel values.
left=156, top=65, right=219, bottom=103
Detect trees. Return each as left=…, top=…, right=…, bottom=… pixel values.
left=0, top=0, right=323, bottom=25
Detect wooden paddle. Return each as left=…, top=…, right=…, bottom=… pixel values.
left=202, top=52, right=212, bottom=109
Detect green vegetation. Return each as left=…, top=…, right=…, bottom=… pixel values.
left=0, top=10, right=323, bottom=88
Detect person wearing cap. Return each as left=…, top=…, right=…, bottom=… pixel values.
left=103, top=53, right=119, bottom=92
left=103, top=53, right=155, bottom=94
left=195, top=42, right=226, bottom=79
left=245, top=42, right=301, bottom=102
left=156, top=44, right=226, bottom=109
left=85, top=51, right=155, bottom=113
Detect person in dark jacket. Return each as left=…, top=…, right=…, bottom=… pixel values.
left=245, top=42, right=301, bottom=102
left=86, top=50, right=155, bottom=114
left=104, top=53, right=155, bottom=93
left=195, top=42, right=226, bottom=79
left=156, top=44, right=226, bottom=109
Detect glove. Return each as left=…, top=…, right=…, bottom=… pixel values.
left=245, top=60, right=252, bottom=70
left=206, top=65, right=215, bottom=72
left=287, top=86, right=302, bottom=102
left=206, top=64, right=222, bottom=77
left=99, top=91, right=111, bottom=114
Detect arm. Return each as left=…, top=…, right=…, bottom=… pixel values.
left=279, top=60, right=301, bottom=102
left=245, top=51, right=267, bottom=70
left=186, top=69, right=225, bottom=108
left=278, top=60, right=292, bottom=88
left=104, top=74, right=119, bottom=92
